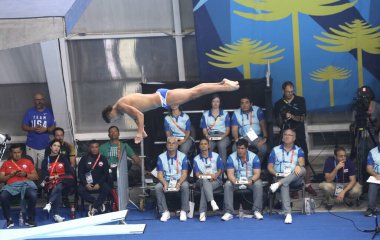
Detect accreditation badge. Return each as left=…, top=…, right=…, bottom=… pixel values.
left=246, top=128, right=258, bottom=142
left=205, top=163, right=212, bottom=174
left=85, top=171, right=94, bottom=184
left=334, top=183, right=344, bottom=196
left=284, top=166, right=291, bottom=177
left=167, top=177, right=178, bottom=191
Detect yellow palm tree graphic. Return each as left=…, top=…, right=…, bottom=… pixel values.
left=314, top=19, right=380, bottom=88
left=310, top=66, right=351, bottom=107
left=206, top=38, right=284, bottom=79
left=233, top=0, right=357, bottom=96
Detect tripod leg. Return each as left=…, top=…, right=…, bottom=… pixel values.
left=308, top=162, right=317, bottom=176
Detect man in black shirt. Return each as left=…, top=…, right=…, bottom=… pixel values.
left=78, top=140, right=111, bottom=216
left=274, top=81, right=317, bottom=196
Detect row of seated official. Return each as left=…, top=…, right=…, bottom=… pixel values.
left=155, top=129, right=305, bottom=224
left=42, top=139, right=115, bottom=221
left=164, top=94, right=268, bottom=163
left=162, top=82, right=317, bottom=197
left=0, top=140, right=115, bottom=229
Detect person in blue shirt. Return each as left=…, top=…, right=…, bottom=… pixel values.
left=22, top=93, right=56, bottom=172
left=155, top=136, right=189, bottom=222
left=319, top=146, right=361, bottom=210
left=221, top=138, right=264, bottom=221
left=231, top=97, right=268, bottom=162
left=164, top=105, right=193, bottom=155
left=268, top=128, right=306, bottom=224
left=365, top=132, right=380, bottom=217
left=200, top=94, right=231, bottom=163
left=193, top=138, right=223, bottom=222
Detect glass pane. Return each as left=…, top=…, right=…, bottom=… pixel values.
left=72, top=0, right=174, bottom=34
left=180, top=0, right=195, bottom=31
left=183, top=35, right=199, bottom=81
left=0, top=44, right=49, bottom=137
left=68, top=37, right=179, bottom=133
left=0, top=83, right=50, bottom=136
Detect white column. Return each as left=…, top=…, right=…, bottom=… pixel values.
left=172, top=0, right=186, bottom=81
left=40, top=39, right=74, bottom=144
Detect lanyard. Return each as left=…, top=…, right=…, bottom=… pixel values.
left=167, top=155, right=179, bottom=175
left=200, top=152, right=212, bottom=164
left=334, top=160, right=344, bottom=183
left=11, top=160, right=23, bottom=171
left=279, top=147, right=294, bottom=172
left=207, top=111, right=221, bottom=131
left=48, top=155, right=60, bottom=176
left=202, top=157, right=212, bottom=165
left=242, top=110, right=253, bottom=128
left=282, top=148, right=295, bottom=164
left=170, top=115, right=187, bottom=135
left=91, top=154, right=101, bottom=170
left=238, top=156, right=249, bottom=177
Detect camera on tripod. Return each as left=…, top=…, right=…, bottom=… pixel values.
left=279, top=104, right=301, bottom=123
left=0, top=133, right=11, bottom=160
left=0, top=133, right=11, bottom=144
left=353, top=86, right=374, bottom=130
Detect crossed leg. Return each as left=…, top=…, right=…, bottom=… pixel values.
left=165, top=79, right=239, bottom=106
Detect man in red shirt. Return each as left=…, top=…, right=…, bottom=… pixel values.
left=0, top=144, right=39, bottom=228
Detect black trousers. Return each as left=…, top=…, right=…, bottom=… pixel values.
left=78, top=183, right=111, bottom=210
left=0, top=188, right=37, bottom=221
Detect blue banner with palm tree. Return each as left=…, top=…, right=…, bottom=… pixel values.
left=192, top=0, right=380, bottom=111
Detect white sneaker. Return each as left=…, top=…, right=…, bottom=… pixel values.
left=254, top=211, right=264, bottom=220
left=199, top=212, right=206, bottom=222
left=100, top=204, right=106, bottom=213
left=211, top=200, right=219, bottom=211
left=53, top=214, right=65, bottom=223
left=221, top=212, right=234, bottom=221
left=43, top=202, right=52, bottom=213
left=88, top=207, right=98, bottom=217
left=160, top=211, right=170, bottom=222
left=179, top=210, right=187, bottom=222
left=270, top=182, right=280, bottom=193
left=284, top=214, right=292, bottom=224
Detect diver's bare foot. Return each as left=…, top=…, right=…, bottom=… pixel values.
left=135, top=131, right=148, bottom=144
left=221, top=78, right=239, bottom=91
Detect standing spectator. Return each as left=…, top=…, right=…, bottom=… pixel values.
left=78, top=140, right=111, bottom=217
left=22, top=93, right=56, bottom=172
left=319, top=146, right=362, bottom=210
left=0, top=144, right=39, bottom=228
left=231, top=96, right=268, bottom=162
left=273, top=81, right=317, bottom=196
left=200, top=94, right=231, bottom=163
left=164, top=105, right=193, bottom=155
left=45, top=127, right=76, bottom=169
left=100, top=126, right=142, bottom=187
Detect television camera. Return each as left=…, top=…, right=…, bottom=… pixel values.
left=0, top=133, right=11, bottom=160
left=353, top=86, right=375, bottom=130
